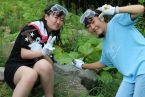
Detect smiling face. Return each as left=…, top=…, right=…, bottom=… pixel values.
left=45, top=12, right=65, bottom=32
left=86, top=16, right=107, bottom=37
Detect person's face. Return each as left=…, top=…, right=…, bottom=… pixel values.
left=45, top=13, right=64, bottom=31
left=86, top=16, right=106, bottom=36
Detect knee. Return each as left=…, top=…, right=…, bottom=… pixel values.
left=35, top=59, right=54, bottom=74
left=22, top=69, right=38, bottom=85
left=40, top=59, right=53, bottom=73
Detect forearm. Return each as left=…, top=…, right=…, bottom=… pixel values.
left=21, top=48, right=43, bottom=59
left=82, top=61, right=105, bottom=69
left=118, top=5, right=144, bottom=18
left=119, top=5, right=144, bottom=14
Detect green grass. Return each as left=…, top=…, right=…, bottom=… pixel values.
left=0, top=81, right=12, bottom=97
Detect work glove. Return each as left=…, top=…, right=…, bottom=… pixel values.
left=97, top=4, right=119, bottom=16
left=72, top=59, right=84, bottom=69
left=29, top=42, right=42, bottom=51
left=42, top=36, right=56, bottom=56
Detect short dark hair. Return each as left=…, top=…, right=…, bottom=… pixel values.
left=44, top=4, right=54, bottom=14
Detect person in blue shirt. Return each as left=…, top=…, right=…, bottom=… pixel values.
left=73, top=4, right=145, bottom=97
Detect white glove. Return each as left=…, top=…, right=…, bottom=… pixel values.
left=42, top=36, right=56, bottom=56
left=97, top=4, right=119, bottom=16
left=72, top=59, right=84, bottom=69
left=29, top=42, right=42, bottom=51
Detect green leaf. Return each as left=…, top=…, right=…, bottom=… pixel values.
left=95, top=42, right=102, bottom=51
left=68, top=51, right=80, bottom=59
left=55, top=52, right=73, bottom=64
left=85, top=50, right=101, bottom=63
left=87, top=37, right=102, bottom=46
left=138, top=0, right=145, bottom=3
left=78, top=42, right=94, bottom=56
left=97, top=71, right=113, bottom=84
left=102, top=67, right=113, bottom=71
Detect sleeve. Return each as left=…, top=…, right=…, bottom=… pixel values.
left=100, top=50, right=114, bottom=67
left=113, top=13, right=138, bottom=26
left=20, top=25, right=38, bottom=49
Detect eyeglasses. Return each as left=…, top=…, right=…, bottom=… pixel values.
left=80, top=9, right=99, bottom=26
left=50, top=4, right=68, bottom=16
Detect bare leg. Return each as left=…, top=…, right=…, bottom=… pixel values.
left=13, top=66, right=38, bottom=97
left=33, top=59, right=54, bottom=97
